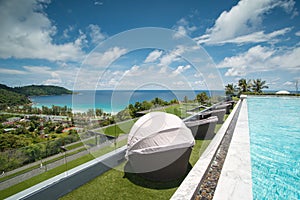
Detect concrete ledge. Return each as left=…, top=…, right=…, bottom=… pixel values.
left=213, top=99, right=252, bottom=200
left=6, top=146, right=127, bottom=200
left=171, top=100, right=242, bottom=200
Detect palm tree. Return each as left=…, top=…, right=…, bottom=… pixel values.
left=252, top=79, right=268, bottom=93
left=225, top=83, right=237, bottom=96
left=238, top=78, right=252, bottom=93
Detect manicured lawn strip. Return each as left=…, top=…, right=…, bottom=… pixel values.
left=163, top=104, right=195, bottom=118
left=0, top=154, right=94, bottom=199
left=96, top=119, right=137, bottom=137
left=0, top=165, right=40, bottom=183
left=66, top=142, right=84, bottom=150
left=61, top=139, right=212, bottom=200
left=189, top=139, right=212, bottom=166
left=92, top=139, right=127, bottom=158
left=61, top=164, right=181, bottom=200
left=61, top=111, right=231, bottom=200
left=102, top=124, right=128, bottom=137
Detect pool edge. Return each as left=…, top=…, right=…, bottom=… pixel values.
left=170, top=99, right=243, bottom=200
left=213, top=98, right=253, bottom=200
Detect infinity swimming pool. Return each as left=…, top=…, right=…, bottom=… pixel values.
left=248, top=96, right=300, bottom=199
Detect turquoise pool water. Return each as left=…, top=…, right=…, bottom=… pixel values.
left=248, top=96, right=300, bottom=199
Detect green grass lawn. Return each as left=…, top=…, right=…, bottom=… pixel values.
left=66, top=141, right=84, bottom=150
left=61, top=138, right=212, bottom=200
left=163, top=104, right=195, bottom=118
left=61, top=114, right=226, bottom=200
left=97, top=119, right=137, bottom=137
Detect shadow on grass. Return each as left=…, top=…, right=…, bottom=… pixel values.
left=123, top=162, right=192, bottom=190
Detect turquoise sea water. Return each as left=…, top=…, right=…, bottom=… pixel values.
left=31, top=90, right=224, bottom=113
left=248, top=97, right=300, bottom=199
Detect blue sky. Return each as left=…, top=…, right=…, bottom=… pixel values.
left=0, top=0, right=299, bottom=91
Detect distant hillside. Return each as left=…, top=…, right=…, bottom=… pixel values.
left=0, top=84, right=72, bottom=108
left=0, top=88, right=30, bottom=108
left=14, top=85, right=72, bottom=96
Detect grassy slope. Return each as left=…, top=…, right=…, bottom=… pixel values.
left=61, top=139, right=212, bottom=200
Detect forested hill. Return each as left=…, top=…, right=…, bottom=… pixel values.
left=13, top=85, right=72, bottom=96
left=0, top=84, right=72, bottom=108
left=0, top=88, right=30, bottom=107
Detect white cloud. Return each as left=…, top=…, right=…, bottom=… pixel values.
left=88, top=24, right=106, bottom=44
left=196, top=0, right=297, bottom=45
left=173, top=26, right=188, bottom=39
left=283, top=81, right=294, bottom=86
left=158, top=46, right=185, bottom=67
left=124, top=65, right=141, bottom=76
left=172, top=81, right=185, bottom=86
left=194, top=80, right=205, bottom=85
left=23, top=66, right=53, bottom=74
left=173, top=18, right=197, bottom=39
left=0, top=0, right=85, bottom=61
left=218, top=45, right=300, bottom=77
left=171, top=65, right=191, bottom=76
left=85, top=47, right=127, bottom=68
left=218, top=45, right=275, bottom=69
left=94, top=1, right=103, bottom=6
left=0, top=64, right=79, bottom=89
left=208, top=28, right=292, bottom=45
left=93, top=61, right=205, bottom=90
left=144, top=50, right=163, bottom=63
left=62, top=26, right=74, bottom=39
left=42, top=78, right=62, bottom=85
left=194, top=72, right=203, bottom=78
left=0, top=68, right=28, bottom=75
left=225, top=66, right=247, bottom=77
left=295, top=31, right=300, bottom=36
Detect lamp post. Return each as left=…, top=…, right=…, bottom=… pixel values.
left=60, top=146, right=68, bottom=176
left=114, top=117, right=117, bottom=148
left=45, top=135, right=49, bottom=171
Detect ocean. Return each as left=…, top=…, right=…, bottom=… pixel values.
left=30, top=90, right=225, bottom=113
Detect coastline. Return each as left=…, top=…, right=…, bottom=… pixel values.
left=31, top=90, right=219, bottom=114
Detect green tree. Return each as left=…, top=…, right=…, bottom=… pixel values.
left=56, top=125, right=64, bottom=133
left=95, top=108, right=103, bottom=116
left=251, top=79, right=269, bottom=93
left=141, top=101, right=153, bottom=110
left=196, top=92, right=209, bottom=104
left=151, top=97, right=167, bottom=106
left=134, top=102, right=142, bottom=111
left=225, top=83, right=237, bottom=96
left=116, top=108, right=132, bottom=121
left=238, top=78, right=252, bottom=93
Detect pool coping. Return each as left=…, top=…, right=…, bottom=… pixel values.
left=213, top=97, right=253, bottom=200
left=171, top=98, right=245, bottom=200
